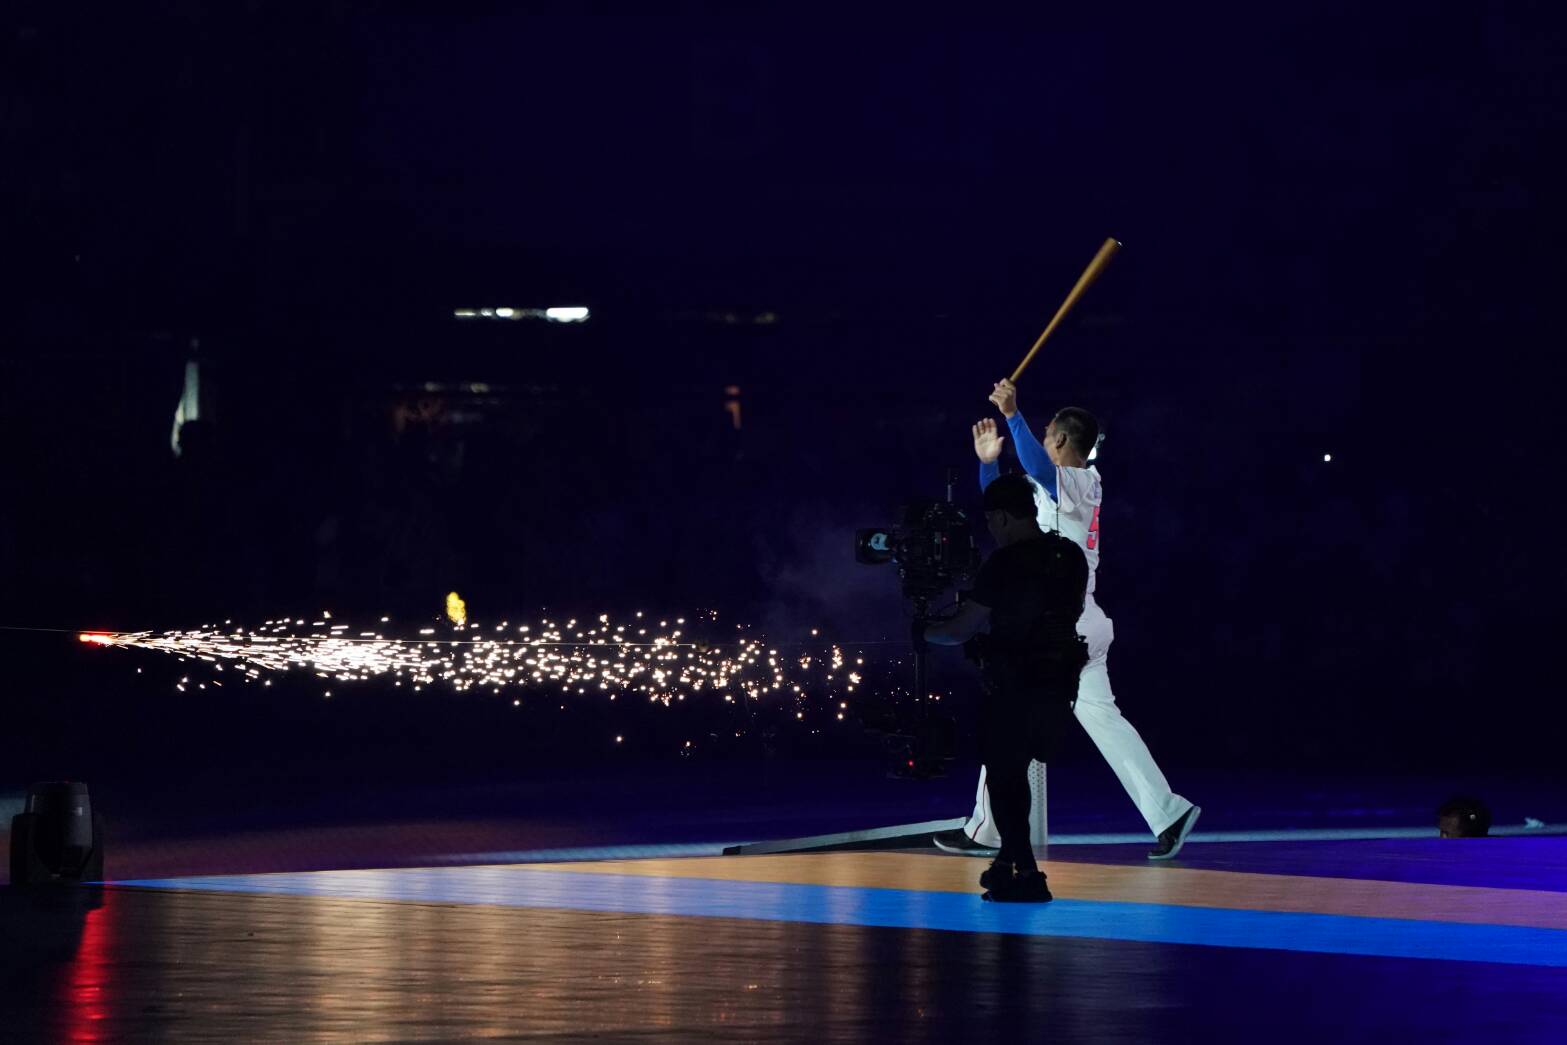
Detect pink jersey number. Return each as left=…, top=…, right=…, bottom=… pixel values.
left=1086, top=505, right=1101, bottom=550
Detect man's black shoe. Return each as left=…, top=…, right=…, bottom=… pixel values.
left=979, top=859, right=1015, bottom=891
left=933, top=829, right=1000, bottom=857
left=1148, top=805, right=1201, bottom=861
left=982, top=870, right=1053, bottom=903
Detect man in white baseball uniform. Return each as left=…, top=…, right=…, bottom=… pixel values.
left=932, top=378, right=1201, bottom=860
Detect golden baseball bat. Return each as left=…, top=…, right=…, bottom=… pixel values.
left=1009, top=237, right=1122, bottom=383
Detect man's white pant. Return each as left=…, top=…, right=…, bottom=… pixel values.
left=964, top=598, right=1192, bottom=847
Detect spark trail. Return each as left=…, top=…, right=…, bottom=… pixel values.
left=78, top=611, right=883, bottom=715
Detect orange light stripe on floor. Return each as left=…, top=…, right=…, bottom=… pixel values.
left=530, top=852, right=1567, bottom=931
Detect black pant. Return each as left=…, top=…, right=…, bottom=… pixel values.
left=980, top=690, right=1074, bottom=872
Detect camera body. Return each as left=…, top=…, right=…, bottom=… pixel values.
left=856, top=497, right=979, bottom=779
left=855, top=500, right=980, bottom=600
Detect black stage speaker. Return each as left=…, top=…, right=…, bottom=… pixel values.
left=9, top=781, right=105, bottom=885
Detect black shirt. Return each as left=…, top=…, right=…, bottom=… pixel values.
left=967, top=531, right=1089, bottom=698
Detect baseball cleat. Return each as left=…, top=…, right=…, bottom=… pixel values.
left=1148, top=805, right=1201, bottom=860
left=933, top=829, right=1001, bottom=856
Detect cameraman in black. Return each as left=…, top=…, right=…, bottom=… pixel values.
left=920, top=473, right=1089, bottom=902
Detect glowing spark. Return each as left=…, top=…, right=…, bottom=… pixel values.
left=446, top=592, right=468, bottom=627
left=77, top=611, right=903, bottom=741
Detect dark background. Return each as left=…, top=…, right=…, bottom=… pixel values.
left=2, top=4, right=1564, bottom=819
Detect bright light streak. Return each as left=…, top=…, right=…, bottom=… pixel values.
left=455, top=306, right=588, bottom=323
left=76, top=610, right=890, bottom=740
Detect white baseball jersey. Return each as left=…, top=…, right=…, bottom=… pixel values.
left=1028, top=466, right=1103, bottom=597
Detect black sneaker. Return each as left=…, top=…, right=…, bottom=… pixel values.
left=933, top=829, right=1000, bottom=857
left=979, top=859, right=1015, bottom=892
left=983, top=870, right=1053, bottom=903
left=1148, top=805, right=1201, bottom=861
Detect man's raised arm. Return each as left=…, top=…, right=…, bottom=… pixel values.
left=989, top=379, right=1057, bottom=500
left=974, top=418, right=1004, bottom=492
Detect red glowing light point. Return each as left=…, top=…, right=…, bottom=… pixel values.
left=78, top=633, right=115, bottom=645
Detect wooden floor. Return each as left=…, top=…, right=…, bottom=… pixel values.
left=539, top=851, right=1567, bottom=928
left=3, top=842, right=1566, bottom=1042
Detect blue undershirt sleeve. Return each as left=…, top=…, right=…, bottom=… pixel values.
left=1007, top=411, right=1058, bottom=500
left=979, top=459, right=1000, bottom=492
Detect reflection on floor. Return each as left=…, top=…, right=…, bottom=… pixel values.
left=4, top=837, right=1565, bottom=1042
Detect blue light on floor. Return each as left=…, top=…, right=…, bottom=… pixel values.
left=113, top=866, right=1567, bottom=969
